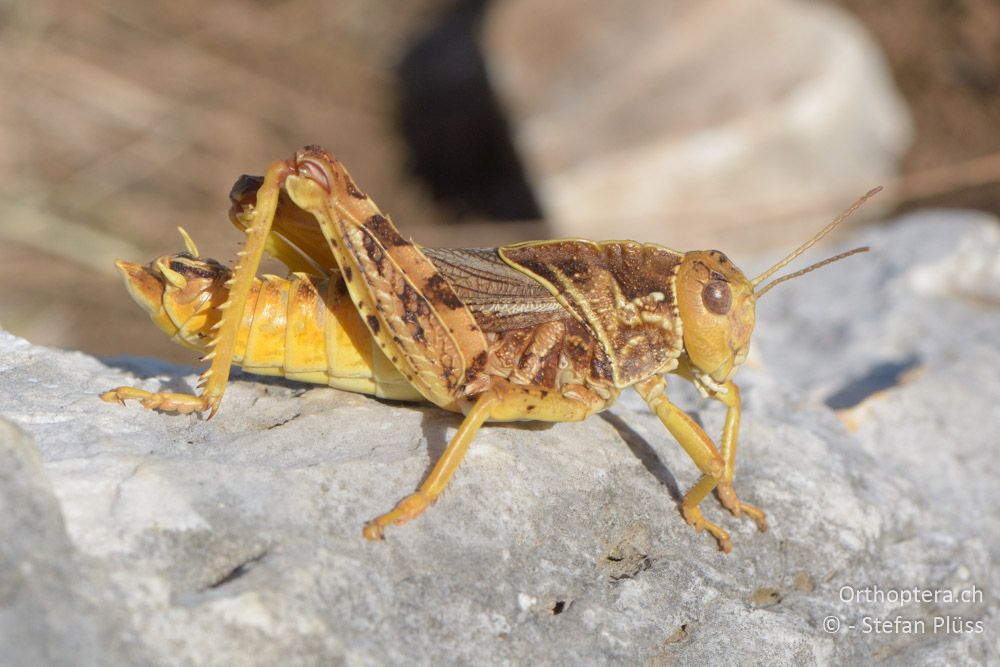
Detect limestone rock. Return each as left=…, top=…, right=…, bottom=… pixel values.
left=0, top=418, right=144, bottom=666
left=0, top=211, right=998, bottom=664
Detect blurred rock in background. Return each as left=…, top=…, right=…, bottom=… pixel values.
left=483, top=0, right=912, bottom=251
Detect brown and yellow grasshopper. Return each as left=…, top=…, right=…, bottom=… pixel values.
left=103, top=146, right=875, bottom=551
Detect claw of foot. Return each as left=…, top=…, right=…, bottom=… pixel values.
left=682, top=505, right=732, bottom=553
left=717, top=484, right=768, bottom=533
left=362, top=523, right=385, bottom=541
left=100, top=387, right=212, bottom=415
left=362, top=491, right=432, bottom=541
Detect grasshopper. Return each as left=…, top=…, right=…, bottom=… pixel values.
left=103, top=146, right=875, bottom=551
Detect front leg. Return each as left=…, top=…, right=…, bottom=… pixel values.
left=670, top=362, right=768, bottom=532
left=712, top=381, right=768, bottom=532
left=102, top=158, right=292, bottom=417
left=634, top=376, right=732, bottom=552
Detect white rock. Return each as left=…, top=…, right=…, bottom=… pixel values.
left=1, top=212, right=998, bottom=664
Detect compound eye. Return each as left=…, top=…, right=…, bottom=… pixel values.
left=702, top=280, right=731, bottom=315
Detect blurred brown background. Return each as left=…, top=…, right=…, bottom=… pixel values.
left=1, top=0, right=998, bottom=364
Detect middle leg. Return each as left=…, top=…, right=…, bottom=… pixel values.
left=362, top=392, right=498, bottom=540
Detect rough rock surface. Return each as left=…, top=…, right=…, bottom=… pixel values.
left=1, top=212, right=999, bottom=665
left=483, top=0, right=912, bottom=253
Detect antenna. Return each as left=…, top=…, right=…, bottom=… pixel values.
left=754, top=246, right=869, bottom=297
left=751, top=186, right=881, bottom=296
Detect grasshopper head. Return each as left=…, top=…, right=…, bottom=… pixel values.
left=115, top=246, right=229, bottom=351
left=675, top=250, right=756, bottom=385
left=675, top=187, right=882, bottom=388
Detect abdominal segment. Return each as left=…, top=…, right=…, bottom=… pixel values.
left=226, top=273, right=422, bottom=401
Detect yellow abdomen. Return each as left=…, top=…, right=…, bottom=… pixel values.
left=220, top=273, right=423, bottom=401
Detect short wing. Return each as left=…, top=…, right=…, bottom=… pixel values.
left=422, top=247, right=570, bottom=332
left=499, top=240, right=685, bottom=387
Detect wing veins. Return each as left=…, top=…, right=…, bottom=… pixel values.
left=423, top=247, right=570, bottom=332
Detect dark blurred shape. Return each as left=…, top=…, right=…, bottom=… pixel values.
left=824, top=356, right=922, bottom=411
left=397, top=0, right=541, bottom=221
